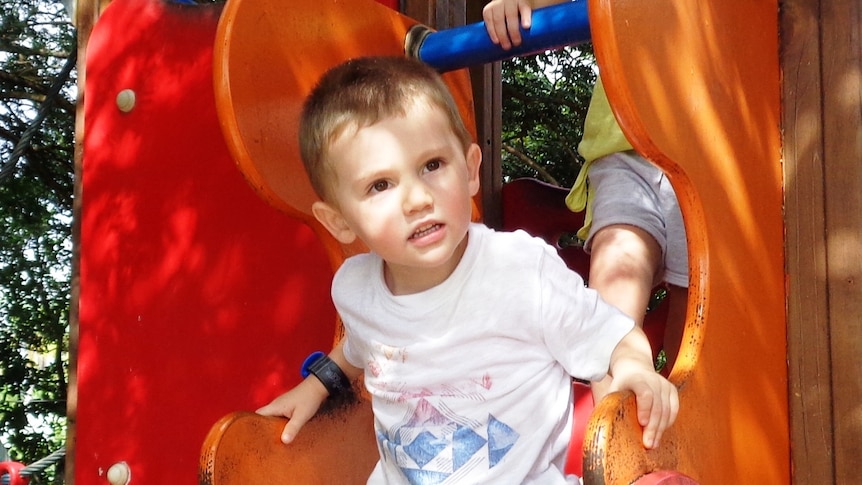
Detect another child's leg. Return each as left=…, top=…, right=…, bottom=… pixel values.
left=591, top=229, right=689, bottom=375
left=588, top=224, right=662, bottom=323
left=588, top=223, right=662, bottom=402
left=579, top=152, right=689, bottom=401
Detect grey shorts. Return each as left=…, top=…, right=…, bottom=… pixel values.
left=583, top=151, right=689, bottom=288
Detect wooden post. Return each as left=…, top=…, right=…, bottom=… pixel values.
left=784, top=0, right=862, bottom=482
left=782, top=0, right=834, bottom=482
left=67, top=0, right=111, bottom=481
left=820, top=2, right=862, bottom=482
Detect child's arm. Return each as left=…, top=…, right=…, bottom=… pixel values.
left=606, top=326, right=680, bottom=449
left=482, top=0, right=568, bottom=50
left=256, top=340, right=363, bottom=444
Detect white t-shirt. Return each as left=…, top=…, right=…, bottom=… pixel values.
left=335, top=224, right=634, bottom=484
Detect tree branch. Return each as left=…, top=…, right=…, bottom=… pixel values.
left=502, top=143, right=560, bottom=186
left=0, top=41, right=71, bottom=59
left=1, top=90, right=76, bottom=114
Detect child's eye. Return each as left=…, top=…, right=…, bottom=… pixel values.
left=424, top=159, right=442, bottom=172
left=370, top=180, right=390, bottom=193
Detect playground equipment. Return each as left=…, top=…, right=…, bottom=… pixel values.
left=197, top=0, right=782, bottom=482
left=67, top=0, right=862, bottom=482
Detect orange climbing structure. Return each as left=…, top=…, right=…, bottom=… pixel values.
left=198, top=0, right=785, bottom=483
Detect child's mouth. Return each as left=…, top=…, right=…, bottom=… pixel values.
left=411, top=223, right=441, bottom=240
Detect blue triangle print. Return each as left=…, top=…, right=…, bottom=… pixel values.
left=401, top=468, right=451, bottom=485
left=452, top=425, right=487, bottom=471
left=487, top=415, right=519, bottom=467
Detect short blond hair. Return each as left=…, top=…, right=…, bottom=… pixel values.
left=299, top=56, right=473, bottom=201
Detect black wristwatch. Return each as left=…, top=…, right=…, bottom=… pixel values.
left=301, top=351, right=351, bottom=397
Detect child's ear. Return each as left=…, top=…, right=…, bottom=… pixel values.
left=465, top=143, right=482, bottom=196
left=312, top=201, right=357, bottom=244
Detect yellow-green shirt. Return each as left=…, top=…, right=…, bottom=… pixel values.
left=565, top=75, right=632, bottom=239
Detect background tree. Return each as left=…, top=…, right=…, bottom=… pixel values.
left=0, top=0, right=76, bottom=479
left=501, top=45, right=596, bottom=187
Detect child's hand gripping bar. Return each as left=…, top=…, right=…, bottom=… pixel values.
left=406, top=0, right=591, bottom=73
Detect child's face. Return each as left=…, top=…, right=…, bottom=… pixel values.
left=312, top=101, right=481, bottom=293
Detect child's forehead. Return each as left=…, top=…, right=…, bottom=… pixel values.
left=331, top=98, right=447, bottom=140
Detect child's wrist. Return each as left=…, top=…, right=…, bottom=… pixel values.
left=301, top=352, right=352, bottom=397
left=609, top=356, right=654, bottom=380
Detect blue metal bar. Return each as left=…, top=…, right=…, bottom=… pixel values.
left=414, top=0, right=591, bottom=73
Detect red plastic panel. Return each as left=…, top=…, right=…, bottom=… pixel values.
left=76, top=0, right=336, bottom=482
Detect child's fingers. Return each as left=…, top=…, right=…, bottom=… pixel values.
left=255, top=401, right=283, bottom=416
left=517, top=3, right=533, bottom=30
left=504, top=2, right=532, bottom=48
left=636, top=382, right=679, bottom=449
left=280, top=406, right=317, bottom=444
left=483, top=7, right=514, bottom=49
left=255, top=401, right=303, bottom=443
left=482, top=12, right=502, bottom=45
left=659, top=384, right=680, bottom=439
left=256, top=392, right=300, bottom=417
left=635, top=386, right=660, bottom=448
left=483, top=0, right=532, bottom=50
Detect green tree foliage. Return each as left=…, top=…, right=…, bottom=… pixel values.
left=0, top=0, right=76, bottom=478
left=501, top=45, right=595, bottom=187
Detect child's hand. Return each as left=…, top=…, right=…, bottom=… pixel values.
left=609, top=367, right=679, bottom=449
left=483, top=0, right=565, bottom=50
left=482, top=0, right=535, bottom=50
left=256, top=377, right=330, bottom=444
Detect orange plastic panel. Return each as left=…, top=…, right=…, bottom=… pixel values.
left=583, top=392, right=691, bottom=484
left=200, top=403, right=377, bottom=485
left=584, top=0, right=786, bottom=483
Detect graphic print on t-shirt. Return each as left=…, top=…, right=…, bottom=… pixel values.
left=378, top=397, right=519, bottom=485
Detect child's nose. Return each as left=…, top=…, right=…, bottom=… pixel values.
left=403, top=181, right=433, bottom=213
